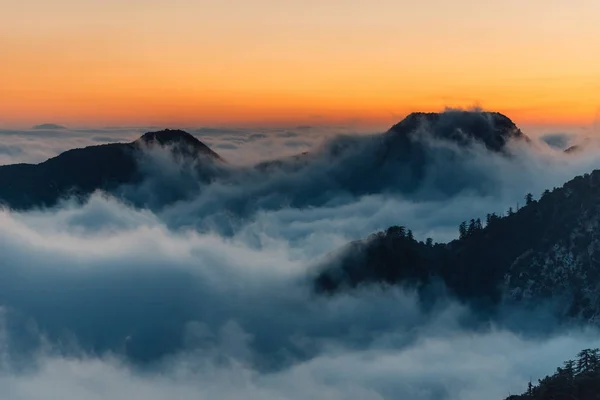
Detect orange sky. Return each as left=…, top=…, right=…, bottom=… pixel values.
left=1, top=0, right=599, bottom=129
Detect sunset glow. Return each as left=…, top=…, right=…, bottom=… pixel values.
left=1, top=0, right=599, bottom=128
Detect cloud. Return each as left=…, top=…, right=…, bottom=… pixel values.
left=277, top=131, right=300, bottom=138
left=283, top=140, right=313, bottom=149
left=248, top=133, right=268, bottom=140
left=111, top=126, right=600, bottom=246
left=194, top=126, right=353, bottom=165
left=215, top=143, right=239, bottom=150
left=3, top=114, right=600, bottom=398
left=539, top=133, right=578, bottom=150
left=0, top=128, right=143, bottom=165
left=0, top=124, right=367, bottom=167
left=0, top=279, right=598, bottom=400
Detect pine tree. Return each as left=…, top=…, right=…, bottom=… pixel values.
left=468, top=219, right=476, bottom=235
left=425, top=238, right=433, bottom=247
left=386, top=226, right=406, bottom=238
left=563, top=359, right=576, bottom=379
left=577, top=349, right=592, bottom=374
left=511, top=350, right=600, bottom=399
left=475, top=218, right=482, bottom=231
left=590, top=348, right=600, bottom=372
left=525, top=193, right=534, bottom=205
left=459, top=221, right=467, bottom=239
left=487, top=212, right=500, bottom=225
left=507, top=207, right=514, bottom=216
left=407, top=230, right=414, bottom=241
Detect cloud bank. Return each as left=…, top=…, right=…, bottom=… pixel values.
left=2, top=116, right=600, bottom=399
left=0, top=125, right=352, bottom=166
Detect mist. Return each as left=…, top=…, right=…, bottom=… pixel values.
left=2, top=115, right=600, bottom=399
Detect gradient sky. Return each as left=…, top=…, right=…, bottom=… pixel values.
left=1, top=0, right=599, bottom=129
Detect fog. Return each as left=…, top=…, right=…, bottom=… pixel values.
left=0, top=125, right=355, bottom=166
left=1, top=114, right=600, bottom=399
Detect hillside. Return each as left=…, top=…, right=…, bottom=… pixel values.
left=315, top=169, right=600, bottom=320
left=507, top=349, right=600, bottom=400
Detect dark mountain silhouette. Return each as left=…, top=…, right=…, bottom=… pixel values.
left=257, top=111, right=527, bottom=170
left=32, top=123, right=67, bottom=130
left=2, top=111, right=529, bottom=213
left=0, top=129, right=223, bottom=210
left=506, top=349, right=600, bottom=399
left=371, top=110, right=529, bottom=195
left=253, top=110, right=530, bottom=202
left=315, top=168, right=600, bottom=321
left=385, top=111, right=527, bottom=152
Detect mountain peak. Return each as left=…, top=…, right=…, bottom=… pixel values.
left=388, top=110, right=527, bottom=152
left=135, top=129, right=222, bottom=160
left=138, top=129, right=201, bottom=146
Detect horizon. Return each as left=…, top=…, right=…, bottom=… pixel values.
left=2, top=110, right=598, bottom=139
left=1, top=109, right=596, bottom=169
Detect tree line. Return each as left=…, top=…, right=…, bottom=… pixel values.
left=458, top=192, right=537, bottom=239
left=507, top=348, right=600, bottom=399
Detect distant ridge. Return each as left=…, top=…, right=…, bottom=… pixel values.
left=33, top=123, right=67, bottom=130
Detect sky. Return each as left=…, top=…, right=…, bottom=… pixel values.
left=1, top=0, right=600, bottom=129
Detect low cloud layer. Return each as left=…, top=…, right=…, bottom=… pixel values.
left=1, top=198, right=600, bottom=399
left=0, top=125, right=353, bottom=166
left=2, top=116, right=600, bottom=399
left=0, top=128, right=142, bottom=165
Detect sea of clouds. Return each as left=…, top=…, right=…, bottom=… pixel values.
left=1, top=116, right=600, bottom=399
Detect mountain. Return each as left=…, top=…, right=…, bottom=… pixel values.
left=0, top=129, right=223, bottom=210
left=372, top=110, right=529, bottom=195
left=506, top=349, right=600, bottom=399
left=254, top=111, right=530, bottom=202
left=32, top=123, right=67, bottom=130
left=2, top=111, right=528, bottom=213
left=314, top=168, right=600, bottom=321
left=258, top=111, right=527, bottom=169
left=385, top=110, right=527, bottom=152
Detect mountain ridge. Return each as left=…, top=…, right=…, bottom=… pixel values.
left=314, top=167, right=600, bottom=322
left=0, top=129, right=222, bottom=210
left=1, top=111, right=530, bottom=211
